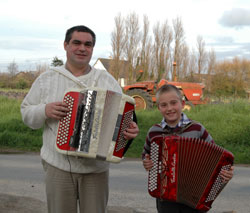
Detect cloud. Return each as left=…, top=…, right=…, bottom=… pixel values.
left=219, top=8, right=250, bottom=28
left=0, top=37, right=62, bottom=52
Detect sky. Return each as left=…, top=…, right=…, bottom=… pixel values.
left=1, top=0, right=250, bottom=72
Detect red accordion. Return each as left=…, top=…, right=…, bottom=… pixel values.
left=148, top=135, right=234, bottom=211
left=55, top=87, right=135, bottom=163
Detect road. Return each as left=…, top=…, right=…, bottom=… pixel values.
left=0, top=153, right=249, bottom=213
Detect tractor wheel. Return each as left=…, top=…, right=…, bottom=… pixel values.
left=126, top=89, right=154, bottom=110
left=183, top=101, right=194, bottom=111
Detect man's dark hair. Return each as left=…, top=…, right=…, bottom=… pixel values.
left=64, top=25, right=96, bottom=46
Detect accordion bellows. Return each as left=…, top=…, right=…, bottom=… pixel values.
left=148, top=135, right=234, bottom=211
left=55, top=87, right=135, bottom=163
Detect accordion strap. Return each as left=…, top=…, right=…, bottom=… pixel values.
left=51, top=67, right=98, bottom=88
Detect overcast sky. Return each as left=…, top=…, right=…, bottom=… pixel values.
left=1, top=0, right=250, bottom=72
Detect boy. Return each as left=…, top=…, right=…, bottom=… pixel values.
left=142, top=84, right=234, bottom=213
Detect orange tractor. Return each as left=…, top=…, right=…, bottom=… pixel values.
left=123, top=79, right=207, bottom=110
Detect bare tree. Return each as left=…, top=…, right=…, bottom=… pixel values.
left=172, top=17, right=185, bottom=80
left=241, top=58, right=250, bottom=93
left=187, top=48, right=197, bottom=82
left=137, top=14, right=152, bottom=81
left=196, top=35, right=207, bottom=79
left=36, top=63, right=49, bottom=77
left=7, top=60, right=19, bottom=77
left=153, top=20, right=173, bottom=82
left=124, top=12, right=141, bottom=83
left=178, top=43, right=190, bottom=80
left=110, top=13, right=126, bottom=80
left=206, top=48, right=216, bottom=92
left=231, top=57, right=246, bottom=97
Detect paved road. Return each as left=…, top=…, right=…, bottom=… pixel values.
left=0, top=153, right=249, bottom=213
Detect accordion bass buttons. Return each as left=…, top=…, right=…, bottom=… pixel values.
left=56, top=95, right=75, bottom=147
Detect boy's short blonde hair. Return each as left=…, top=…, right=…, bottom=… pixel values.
left=156, top=84, right=183, bottom=103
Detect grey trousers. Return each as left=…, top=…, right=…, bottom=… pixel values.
left=42, top=160, right=109, bottom=213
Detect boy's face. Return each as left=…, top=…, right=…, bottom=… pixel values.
left=157, top=90, right=185, bottom=127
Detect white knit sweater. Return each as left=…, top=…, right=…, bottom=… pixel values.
left=21, top=65, right=122, bottom=173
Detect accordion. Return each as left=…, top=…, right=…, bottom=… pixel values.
left=55, top=87, right=136, bottom=163
left=148, top=135, right=234, bottom=211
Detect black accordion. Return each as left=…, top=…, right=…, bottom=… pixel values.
left=55, top=87, right=136, bottom=163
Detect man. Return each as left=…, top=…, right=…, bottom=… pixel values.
left=21, top=25, right=139, bottom=213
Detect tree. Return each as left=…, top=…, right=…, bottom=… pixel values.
left=51, top=56, right=64, bottom=67
left=172, top=17, right=185, bottom=80
left=7, top=60, right=18, bottom=77
left=185, top=48, right=197, bottom=82
left=196, top=35, right=207, bottom=80
left=124, top=12, right=141, bottom=83
left=231, top=57, right=246, bottom=97
left=110, top=13, right=126, bottom=80
left=153, top=20, right=173, bottom=82
left=36, top=63, right=49, bottom=76
left=160, top=20, right=173, bottom=80
left=178, top=43, right=189, bottom=80
left=137, top=14, right=152, bottom=81
left=211, top=58, right=247, bottom=98
left=206, top=48, right=216, bottom=93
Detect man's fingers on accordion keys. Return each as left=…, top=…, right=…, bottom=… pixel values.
left=45, top=102, right=69, bottom=120
left=123, top=122, right=139, bottom=140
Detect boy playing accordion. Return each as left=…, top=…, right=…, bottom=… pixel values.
left=142, top=84, right=234, bottom=213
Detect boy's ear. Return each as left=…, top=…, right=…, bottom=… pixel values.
left=157, top=103, right=160, bottom=110
left=181, top=100, right=185, bottom=109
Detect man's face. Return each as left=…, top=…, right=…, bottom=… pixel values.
left=64, top=31, right=94, bottom=68
left=157, top=90, right=185, bottom=127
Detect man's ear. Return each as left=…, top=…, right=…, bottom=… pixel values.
left=63, top=41, right=67, bottom=51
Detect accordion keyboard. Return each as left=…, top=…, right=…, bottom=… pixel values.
left=56, top=94, right=74, bottom=146
left=115, top=110, right=134, bottom=152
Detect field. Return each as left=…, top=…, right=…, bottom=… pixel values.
left=0, top=95, right=250, bottom=164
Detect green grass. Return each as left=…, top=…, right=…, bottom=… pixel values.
left=0, top=88, right=29, bottom=93
left=126, top=100, right=250, bottom=164
left=0, top=95, right=250, bottom=164
left=0, top=96, right=42, bottom=151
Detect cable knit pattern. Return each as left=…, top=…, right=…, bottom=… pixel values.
left=21, top=65, right=122, bottom=173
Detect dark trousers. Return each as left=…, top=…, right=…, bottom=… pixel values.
left=156, top=199, right=202, bottom=213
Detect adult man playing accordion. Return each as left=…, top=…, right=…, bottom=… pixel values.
left=142, top=84, right=234, bottom=213
left=21, top=25, right=139, bottom=213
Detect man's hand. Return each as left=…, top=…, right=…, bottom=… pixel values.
left=123, top=121, right=139, bottom=140
left=45, top=102, right=69, bottom=120
left=143, top=154, right=154, bottom=171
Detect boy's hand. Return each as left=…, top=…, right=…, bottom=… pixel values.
left=123, top=121, right=139, bottom=140
left=220, top=166, right=234, bottom=183
left=45, top=102, right=69, bottom=120
left=143, top=154, right=154, bottom=171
